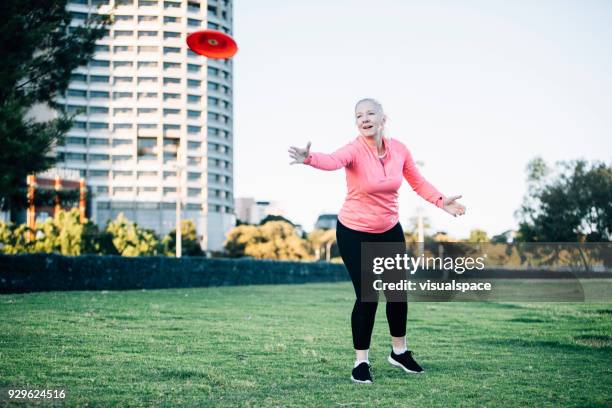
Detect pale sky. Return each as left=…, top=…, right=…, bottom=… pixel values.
left=232, top=0, right=612, bottom=238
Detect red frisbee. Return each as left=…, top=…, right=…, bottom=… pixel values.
left=186, top=30, right=238, bottom=59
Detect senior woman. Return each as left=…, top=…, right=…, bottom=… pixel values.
left=288, top=98, right=466, bottom=384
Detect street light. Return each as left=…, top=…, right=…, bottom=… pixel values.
left=415, top=160, right=425, bottom=257
left=175, top=143, right=185, bottom=258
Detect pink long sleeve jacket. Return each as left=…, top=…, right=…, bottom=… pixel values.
left=304, top=135, right=446, bottom=233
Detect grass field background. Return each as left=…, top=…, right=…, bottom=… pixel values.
left=1, top=282, right=611, bottom=407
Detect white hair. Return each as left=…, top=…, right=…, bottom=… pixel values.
left=355, top=98, right=384, bottom=115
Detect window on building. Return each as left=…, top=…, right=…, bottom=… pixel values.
left=67, top=89, right=87, bottom=98
left=187, top=141, right=201, bottom=149
left=65, top=153, right=86, bottom=161
left=95, top=44, right=110, bottom=52
left=114, top=30, right=133, bottom=38
left=67, top=137, right=86, bottom=145
left=114, top=107, right=133, bottom=115
left=65, top=105, right=85, bottom=114
left=138, top=46, right=158, bottom=53
left=138, top=61, right=157, bottom=68
left=187, top=110, right=201, bottom=118
left=187, top=188, right=201, bottom=197
left=164, top=1, right=181, bottom=8
left=138, top=92, right=158, bottom=99
left=187, top=125, right=201, bottom=134
left=188, top=94, right=201, bottom=103
left=70, top=73, right=87, bottom=82
left=114, top=187, right=133, bottom=193
left=90, top=106, right=109, bottom=114
left=163, top=77, right=181, bottom=85
left=113, top=76, right=133, bottom=85
left=138, top=15, right=157, bottom=22
left=113, top=155, right=132, bottom=163
left=137, top=76, right=157, bottom=84
left=137, top=107, right=158, bottom=114
left=138, top=30, right=157, bottom=38
left=90, top=91, right=109, bottom=98
left=164, top=16, right=180, bottom=23
left=163, top=47, right=180, bottom=54
left=113, top=45, right=133, bottom=53
left=138, top=0, right=157, bottom=7
left=163, top=93, right=180, bottom=101
left=90, top=75, right=109, bottom=83
left=137, top=137, right=157, bottom=159
left=90, top=170, right=109, bottom=177
left=114, top=123, right=133, bottom=129
left=113, top=139, right=132, bottom=146
left=188, top=79, right=202, bottom=88
left=188, top=63, right=201, bottom=73
left=164, top=31, right=180, bottom=39
left=188, top=18, right=201, bottom=27
left=90, top=154, right=110, bottom=161
left=113, top=61, right=133, bottom=68
left=163, top=62, right=181, bottom=70
left=113, top=91, right=133, bottom=99
left=113, top=170, right=132, bottom=178
left=163, top=108, right=181, bottom=115
left=90, top=122, right=109, bottom=129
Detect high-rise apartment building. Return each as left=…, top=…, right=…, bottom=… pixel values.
left=56, top=0, right=235, bottom=250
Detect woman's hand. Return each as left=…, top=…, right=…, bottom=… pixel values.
left=288, top=142, right=311, bottom=165
left=443, top=195, right=466, bottom=217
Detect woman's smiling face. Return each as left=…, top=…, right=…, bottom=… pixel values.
left=355, top=100, right=385, bottom=138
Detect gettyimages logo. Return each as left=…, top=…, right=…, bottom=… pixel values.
left=372, top=253, right=486, bottom=275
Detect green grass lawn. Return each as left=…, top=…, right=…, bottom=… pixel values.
left=1, top=282, right=611, bottom=407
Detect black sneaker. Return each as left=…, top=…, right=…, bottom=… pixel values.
left=388, top=350, right=424, bottom=374
left=351, top=362, right=373, bottom=384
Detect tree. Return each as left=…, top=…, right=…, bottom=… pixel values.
left=0, top=208, right=115, bottom=255
left=259, top=214, right=295, bottom=226
left=307, top=228, right=336, bottom=261
left=105, top=213, right=160, bottom=256
left=161, top=219, right=204, bottom=256
left=515, top=157, right=612, bottom=242
left=466, top=229, right=489, bottom=243
left=0, top=0, right=109, bottom=217
left=224, top=221, right=311, bottom=260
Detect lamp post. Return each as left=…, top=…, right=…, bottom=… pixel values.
left=175, top=144, right=184, bottom=258
left=416, top=161, right=425, bottom=256
left=26, top=175, right=37, bottom=241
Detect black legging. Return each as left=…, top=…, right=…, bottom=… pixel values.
left=336, top=219, right=408, bottom=350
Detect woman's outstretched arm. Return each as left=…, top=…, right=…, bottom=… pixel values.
left=402, top=146, right=466, bottom=217
left=288, top=141, right=357, bottom=170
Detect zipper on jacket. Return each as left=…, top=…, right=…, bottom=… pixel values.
left=379, top=157, right=387, bottom=177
